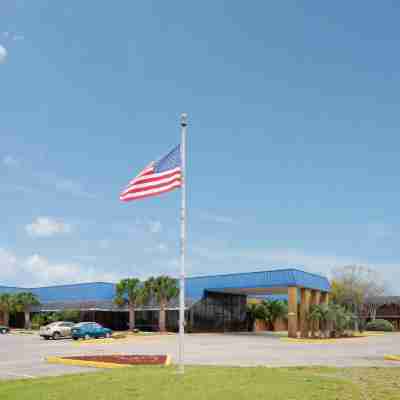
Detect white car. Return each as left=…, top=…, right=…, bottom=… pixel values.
left=40, top=321, right=75, bottom=340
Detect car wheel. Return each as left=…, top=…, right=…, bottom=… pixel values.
left=105, top=332, right=111, bottom=338
left=44, top=336, right=50, bottom=340
left=72, top=337, right=79, bottom=341
left=1, top=329, right=6, bottom=334
left=84, top=334, right=90, bottom=340
left=52, top=332, right=61, bottom=340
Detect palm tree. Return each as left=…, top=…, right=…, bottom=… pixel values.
left=329, top=304, right=353, bottom=337
left=146, top=276, right=179, bottom=333
left=14, top=292, right=40, bottom=329
left=247, top=303, right=268, bottom=331
left=309, top=304, right=341, bottom=338
left=114, top=278, right=149, bottom=331
left=0, top=293, right=15, bottom=327
left=308, top=304, right=323, bottom=337
left=263, top=300, right=288, bottom=330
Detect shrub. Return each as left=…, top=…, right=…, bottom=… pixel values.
left=358, top=318, right=367, bottom=333
left=365, top=319, right=394, bottom=332
left=60, top=309, right=80, bottom=323
left=30, top=310, right=81, bottom=329
left=112, top=333, right=127, bottom=339
left=47, top=310, right=81, bottom=323
left=31, top=314, right=48, bottom=330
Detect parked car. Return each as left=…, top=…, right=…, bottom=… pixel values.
left=71, top=322, right=112, bottom=340
left=0, top=325, right=10, bottom=334
left=39, top=321, right=75, bottom=340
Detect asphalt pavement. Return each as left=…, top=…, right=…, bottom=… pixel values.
left=1, top=331, right=399, bottom=380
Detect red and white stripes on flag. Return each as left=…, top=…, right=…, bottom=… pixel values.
left=120, top=145, right=182, bottom=201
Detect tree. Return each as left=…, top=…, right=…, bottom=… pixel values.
left=308, top=304, right=332, bottom=338
left=263, top=299, right=288, bottom=329
left=309, top=303, right=354, bottom=338
left=14, top=292, right=40, bottom=329
left=114, top=278, right=149, bottom=331
left=145, top=276, right=179, bottom=333
left=330, top=304, right=354, bottom=337
left=247, top=302, right=268, bottom=331
left=331, top=265, right=386, bottom=330
left=0, top=293, right=15, bottom=327
left=308, top=304, right=322, bottom=337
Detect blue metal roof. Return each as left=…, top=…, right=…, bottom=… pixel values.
left=185, top=269, right=330, bottom=301
left=0, top=283, right=116, bottom=302
left=0, top=268, right=330, bottom=305
left=0, top=286, right=23, bottom=295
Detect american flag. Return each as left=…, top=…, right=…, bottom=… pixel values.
left=120, top=145, right=182, bottom=201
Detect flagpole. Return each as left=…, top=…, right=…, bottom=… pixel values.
left=178, top=113, right=187, bottom=374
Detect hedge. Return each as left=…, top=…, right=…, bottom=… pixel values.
left=365, top=319, right=394, bottom=332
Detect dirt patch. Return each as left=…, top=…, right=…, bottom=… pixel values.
left=62, top=354, right=169, bottom=365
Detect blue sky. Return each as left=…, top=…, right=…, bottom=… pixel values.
left=1, top=1, right=399, bottom=292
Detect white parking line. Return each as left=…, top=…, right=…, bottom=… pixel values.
left=2, top=372, right=36, bottom=379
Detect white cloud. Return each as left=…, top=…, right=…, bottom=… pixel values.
left=143, top=242, right=169, bottom=255
left=148, top=220, right=162, bottom=234
left=158, top=243, right=168, bottom=252
left=2, top=32, right=24, bottom=41
left=2, top=155, right=19, bottom=168
left=53, top=178, right=95, bottom=199
left=0, top=248, right=121, bottom=287
left=366, top=222, right=392, bottom=242
left=23, top=254, right=117, bottom=286
left=0, top=184, right=33, bottom=194
left=0, top=248, right=18, bottom=281
left=0, top=161, right=95, bottom=199
left=26, top=217, right=72, bottom=238
left=200, top=212, right=235, bottom=224
left=189, top=244, right=400, bottom=292
left=0, top=44, right=7, bottom=64
left=99, top=239, right=110, bottom=249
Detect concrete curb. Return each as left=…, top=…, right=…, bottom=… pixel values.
left=46, top=354, right=172, bottom=369
left=73, top=338, right=128, bottom=346
left=165, top=354, right=172, bottom=366
left=46, top=356, right=126, bottom=369
left=10, top=330, right=36, bottom=335
left=73, top=334, right=176, bottom=346
left=384, top=354, right=400, bottom=362
left=281, top=336, right=369, bottom=344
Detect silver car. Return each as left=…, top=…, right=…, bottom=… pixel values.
left=39, top=321, right=75, bottom=340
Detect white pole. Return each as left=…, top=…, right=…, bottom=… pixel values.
left=178, top=113, right=187, bottom=374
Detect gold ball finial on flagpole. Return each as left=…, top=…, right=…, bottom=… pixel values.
left=181, top=113, right=188, bottom=127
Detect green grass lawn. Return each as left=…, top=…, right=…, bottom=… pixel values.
left=0, top=366, right=400, bottom=400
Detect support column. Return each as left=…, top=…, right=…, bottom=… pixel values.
left=321, top=292, right=329, bottom=305
left=300, top=288, right=311, bottom=338
left=310, top=290, right=321, bottom=337
left=288, top=286, right=298, bottom=338
left=319, top=292, right=330, bottom=337
left=190, top=308, right=195, bottom=332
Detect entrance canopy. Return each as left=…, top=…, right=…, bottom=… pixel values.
left=186, top=268, right=330, bottom=339
left=186, top=268, right=330, bottom=301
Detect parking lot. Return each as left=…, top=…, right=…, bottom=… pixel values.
left=1, top=331, right=400, bottom=380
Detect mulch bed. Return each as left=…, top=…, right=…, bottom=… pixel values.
left=62, top=355, right=168, bottom=365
